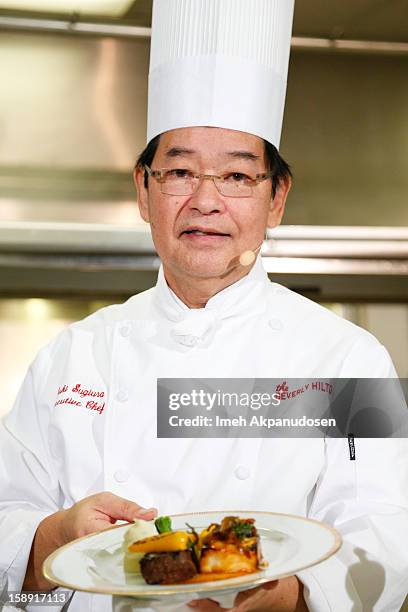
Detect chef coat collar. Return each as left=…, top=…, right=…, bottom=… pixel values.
left=155, top=256, right=267, bottom=315
left=152, top=257, right=270, bottom=346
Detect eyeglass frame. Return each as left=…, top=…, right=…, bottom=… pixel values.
left=144, top=165, right=273, bottom=198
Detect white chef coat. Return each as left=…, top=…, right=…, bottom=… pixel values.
left=1, top=257, right=407, bottom=612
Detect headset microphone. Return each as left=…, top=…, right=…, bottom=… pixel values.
left=238, top=243, right=263, bottom=267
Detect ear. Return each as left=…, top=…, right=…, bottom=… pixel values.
left=267, top=175, right=291, bottom=229
left=133, top=165, right=151, bottom=223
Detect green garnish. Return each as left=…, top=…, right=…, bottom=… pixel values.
left=185, top=522, right=198, bottom=548
left=231, top=520, right=255, bottom=539
left=155, top=516, right=172, bottom=534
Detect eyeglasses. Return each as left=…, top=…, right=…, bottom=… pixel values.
left=144, top=165, right=272, bottom=198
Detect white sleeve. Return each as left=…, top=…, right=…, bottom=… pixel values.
left=298, top=341, right=408, bottom=611
left=0, top=348, right=62, bottom=593
left=298, top=437, right=408, bottom=611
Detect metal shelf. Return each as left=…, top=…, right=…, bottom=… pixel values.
left=0, top=222, right=407, bottom=300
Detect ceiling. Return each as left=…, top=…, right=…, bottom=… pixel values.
left=0, top=0, right=407, bottom=42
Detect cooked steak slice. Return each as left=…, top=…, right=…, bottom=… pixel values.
left=140, top=550, right=198, bottom=584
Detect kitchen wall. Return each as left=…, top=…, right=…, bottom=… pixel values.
left=0, top=31, right=407, bottom=226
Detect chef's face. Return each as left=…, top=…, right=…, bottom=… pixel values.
left=135, top=127, right=290, bottom=280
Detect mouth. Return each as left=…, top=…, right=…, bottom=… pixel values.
left=180, top=228, right=230, bottom=238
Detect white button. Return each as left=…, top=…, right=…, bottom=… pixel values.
left=114, top=469, right=130, bottom=483
left=120, top=324, right=131, bottom=338
left=178, top=335, right=198, bottom=347
left=269, top=318, right=283, bottom=331
left=116, top=388, right=129, bottom=402
left=234, top=465, right=250, bottom=480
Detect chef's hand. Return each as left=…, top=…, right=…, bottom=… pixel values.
left=188, top=576, right=308, bottom=611
left=59, top=491, right=157, bottom=542
left=23, top=491, right=157, bottom=591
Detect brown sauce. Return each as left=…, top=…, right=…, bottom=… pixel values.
left=174, top=569, right=259, bottom=584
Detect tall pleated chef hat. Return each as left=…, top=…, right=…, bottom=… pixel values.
left=147, top=0, right=295, bottom=148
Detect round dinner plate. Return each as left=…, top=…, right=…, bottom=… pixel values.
left=43, top=511, right=341, bottom=600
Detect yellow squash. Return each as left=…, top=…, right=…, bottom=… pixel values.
left=128, top=531, right=194, bottom=553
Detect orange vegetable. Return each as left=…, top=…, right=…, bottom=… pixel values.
left=128, top=531, right=194, bottom=553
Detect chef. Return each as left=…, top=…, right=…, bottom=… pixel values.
left=1, top=1, right=408, bottom=611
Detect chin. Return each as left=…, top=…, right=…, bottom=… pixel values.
left=176, top=254, right=233, bottom=279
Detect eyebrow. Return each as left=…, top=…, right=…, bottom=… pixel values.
left=226, top=150, right=260, bottom=162
left=164, top=147, right=195, bottom=158
left=164, top=147, right=260, bottom=162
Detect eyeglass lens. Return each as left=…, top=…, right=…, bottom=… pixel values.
left=160, top=173, right=253, bottom=198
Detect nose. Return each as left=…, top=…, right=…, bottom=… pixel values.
left=188, top=176, right=226, bottom=215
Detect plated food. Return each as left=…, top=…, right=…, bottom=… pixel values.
left=124, top=515, right=266, bottom=585
left=43, top=511, right=342, bottom=599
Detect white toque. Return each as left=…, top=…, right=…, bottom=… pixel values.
left=147, top=0, right=295, bottom=148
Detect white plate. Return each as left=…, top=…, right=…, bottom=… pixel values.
left=43, top=511, right=341, bottom=600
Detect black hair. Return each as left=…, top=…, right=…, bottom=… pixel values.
left=135, top=133, right=291, bottom=198
left=136, top=134, right=161, bottom=188
left=263, top=140, right=292, bottom=197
